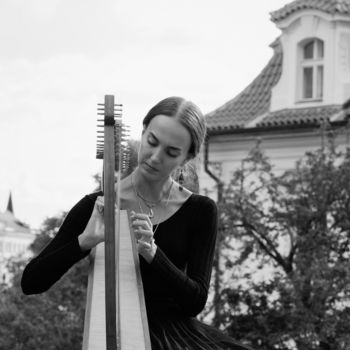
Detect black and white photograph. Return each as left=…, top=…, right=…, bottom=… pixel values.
left=1, top=1, right=350, bottom=349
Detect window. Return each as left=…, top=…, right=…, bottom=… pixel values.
left=299, top=39, right=324, bottom=101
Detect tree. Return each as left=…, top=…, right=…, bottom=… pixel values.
left=0, top=213, right=89, bottom=350
left=208, top=136, right=350, bottom=350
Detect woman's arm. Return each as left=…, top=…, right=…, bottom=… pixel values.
left=21, top=193, right=99, bottom=295
left=150, top=197, right=218, bottom=317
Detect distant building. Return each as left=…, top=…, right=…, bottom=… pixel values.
left=202, top=0, right=350, bottom=197
left=0, top=193, right=35, bottom=282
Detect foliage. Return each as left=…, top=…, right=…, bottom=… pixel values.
left=0, top=214, right=89, bottom=350
left=208, top=137, right=350, bottom=350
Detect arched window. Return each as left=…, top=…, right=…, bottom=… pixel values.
left=299, top=38, right=324, bottom=101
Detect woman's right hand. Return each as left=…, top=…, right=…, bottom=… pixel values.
left=78, top=196, right=105, bottom=251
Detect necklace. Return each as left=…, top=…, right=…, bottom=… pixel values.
left=131, top=172, right=173, bottom=229
left=131, top=172, right=173, bottom=218
left=135, top=185, right=172, bottom=236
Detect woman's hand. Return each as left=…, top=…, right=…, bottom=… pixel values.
left=130, top=211, right=157, bottom=263
left=78, top=196, right=105, bottom=251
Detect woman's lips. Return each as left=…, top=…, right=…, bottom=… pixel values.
left=144, top=162, right=159, bottom=172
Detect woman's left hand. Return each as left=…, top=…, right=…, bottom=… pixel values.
left=130, top=211, right=157, bottom=263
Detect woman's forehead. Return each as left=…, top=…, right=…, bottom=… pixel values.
left=146, top=115, right=191, bottom=148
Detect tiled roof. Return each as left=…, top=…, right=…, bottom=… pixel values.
left=256, top=105, right=342, bottom=127
left=205, top=39, right=344, bottom=134
left=206, top=42, right=283, bottom=132
left=271, top=0, right=350, bottom=22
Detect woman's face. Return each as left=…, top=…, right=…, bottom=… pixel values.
left=138, top=114, right=191, bottom=181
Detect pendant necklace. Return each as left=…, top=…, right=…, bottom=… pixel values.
left=131, top=172, right=173, bottom=219
left=131, top=172, right=173, bottom=233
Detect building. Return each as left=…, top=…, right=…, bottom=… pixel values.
left=202, top=0, right=350, bottom=197
left=0, top=193, right=35, bottom=282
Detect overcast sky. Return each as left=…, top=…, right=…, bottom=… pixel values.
left=0, top=0, right=291, bottom=228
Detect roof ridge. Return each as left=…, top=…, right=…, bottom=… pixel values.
left=256, top=104, right=342, bottom=128
left=271, top=0, right=350, bottom=23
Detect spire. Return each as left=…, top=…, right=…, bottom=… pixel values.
left=6, top=192, right=14, bottom=215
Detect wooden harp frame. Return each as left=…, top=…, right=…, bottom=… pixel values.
left=82, top=95, right=151, bottom=350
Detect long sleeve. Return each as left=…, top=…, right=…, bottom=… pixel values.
left=149, top=196, right=218, bottom=317
left=21, top=193, right=99, bottom=295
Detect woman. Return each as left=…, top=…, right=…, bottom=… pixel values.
left=21, top=97, right=254, bottom=350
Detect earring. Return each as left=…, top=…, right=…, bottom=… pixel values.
left=178, top=168, right=184, bottom=191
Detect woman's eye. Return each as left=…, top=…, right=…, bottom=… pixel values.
left=147, top=137, right=157, bottom=146
left=167, top=151, right=179, bottom=158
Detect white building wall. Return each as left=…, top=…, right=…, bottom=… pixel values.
left=336, top=27, right=350, bottom=102
left=0, top=228, right=34, bottom=283
left=199, top=129, right=348, bottom=199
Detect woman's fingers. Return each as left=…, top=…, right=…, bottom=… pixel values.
left=94, top=196, right=118, bottom=216
left=130, top=211, right=152, bottom=225
left=131, top=219, right=152, bottom=231
left=93, top=196, right=104, bottom=216
left=130, top=211, right=154, bottom=246
left=134, top=228, right=153, bottom=242
left=137, top=240, right=152, bottom=248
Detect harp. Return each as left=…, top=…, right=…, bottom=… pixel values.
left=82, top=95, right=151, bottom=350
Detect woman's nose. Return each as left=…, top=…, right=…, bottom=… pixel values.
left=150, top=147, right=162, bottom=163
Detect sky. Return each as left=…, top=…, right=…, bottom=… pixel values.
left=0, top=0, right=292, bottom=229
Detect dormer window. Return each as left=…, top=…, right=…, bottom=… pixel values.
left=299, top=38, right=324, bottom=101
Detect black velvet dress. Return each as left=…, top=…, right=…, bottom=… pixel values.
left=21, top=192, right=254, bottom=350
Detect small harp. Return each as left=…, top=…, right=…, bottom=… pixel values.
left=82, top=95, right=151, bottom=350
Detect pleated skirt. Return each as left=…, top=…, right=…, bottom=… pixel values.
left=148, top=316, right=254, bottom=350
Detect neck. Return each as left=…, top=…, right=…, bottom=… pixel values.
left=132, top=168, right=172, bottom=203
